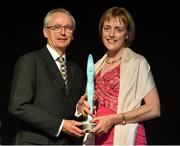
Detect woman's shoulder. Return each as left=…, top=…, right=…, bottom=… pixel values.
left=125, top=47, right=147, bottom=62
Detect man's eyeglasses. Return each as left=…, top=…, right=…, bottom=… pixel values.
left=46, top=25, right=73, bottom=33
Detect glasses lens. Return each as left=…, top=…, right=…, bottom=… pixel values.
left=46, top=25, right=73, bottom=33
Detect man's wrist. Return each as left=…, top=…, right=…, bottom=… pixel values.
left=77, top=102, right=83, bottom=114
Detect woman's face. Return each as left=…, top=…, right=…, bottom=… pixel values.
left=102, top=18, right=128, bottom=52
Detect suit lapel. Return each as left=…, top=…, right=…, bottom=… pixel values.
left=66, top=62, right=73, bottom=96
left=40, top=47, right=67, bottom=93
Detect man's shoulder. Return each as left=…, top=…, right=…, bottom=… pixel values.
left=69, top=61, right=81, bottom=68
left=19, top=47, right=45, bottom=59
left=15, top=49, right=45, bottom=65
left=67, top=60, right=83, bottom=72
left=24, top=48, right=43, bottom=57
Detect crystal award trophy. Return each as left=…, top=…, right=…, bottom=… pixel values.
left=82, top=54, right=96, bottom=132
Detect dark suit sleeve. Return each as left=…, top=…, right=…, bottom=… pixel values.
left=8, top=55, right=61, bottom=137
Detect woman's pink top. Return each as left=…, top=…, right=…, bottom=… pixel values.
left=94, top=65, right=147, bottom=145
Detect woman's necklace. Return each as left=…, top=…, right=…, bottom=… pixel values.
left=106, top=56, right=122, bottom=64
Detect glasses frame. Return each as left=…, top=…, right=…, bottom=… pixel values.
left=46, top=24, right=73, bottom=33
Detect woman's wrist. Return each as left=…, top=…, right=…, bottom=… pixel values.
left=121, top=113, right=127, bottom=125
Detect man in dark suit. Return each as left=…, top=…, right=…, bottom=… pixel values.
left=8, top=8, right=86, bottom=145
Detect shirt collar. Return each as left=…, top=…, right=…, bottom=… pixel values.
left=46, top=44, right=66, bottom=61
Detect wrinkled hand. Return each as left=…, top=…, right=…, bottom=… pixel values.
left=89, top=114, right=116, bottom=135
left=62, top=120, right=85, bottom=137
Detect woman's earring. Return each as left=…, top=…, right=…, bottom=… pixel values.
left=125, top=35, right=128, bottom=40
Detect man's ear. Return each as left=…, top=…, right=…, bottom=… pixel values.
left=43, top=27, right=48, bottom=38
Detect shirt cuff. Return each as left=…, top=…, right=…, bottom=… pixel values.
left=75, top=104, right=82, bottom=117
left=55, top=119, right=64, bottom=137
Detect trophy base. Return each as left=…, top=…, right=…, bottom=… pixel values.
left=82, top=122, right=96, bottom=132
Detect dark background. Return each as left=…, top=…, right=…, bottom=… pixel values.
left=0, top=0, right=180, bottom=144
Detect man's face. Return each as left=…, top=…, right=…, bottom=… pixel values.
left=43, top=12, right=74, bottom=52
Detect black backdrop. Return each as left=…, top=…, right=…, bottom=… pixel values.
left=0, top=0, right=180, bottom=144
